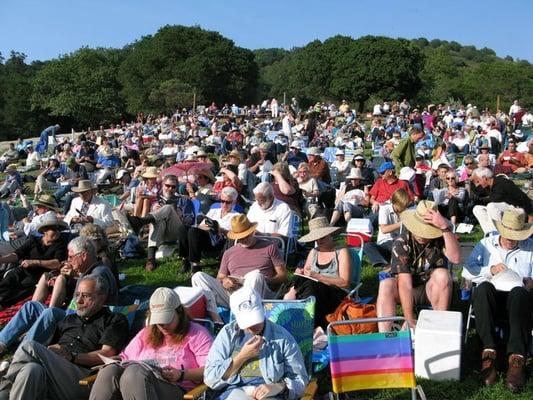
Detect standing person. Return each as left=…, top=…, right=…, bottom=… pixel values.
left=38, top=124, right=60, bottom=154
left=306, top=147, right=330, bottom=184
left=89, top=288, right=213, bottom=400
left=376, top=201, right=460, bottom=332
left=391, top=127, right=425, bottom=174
left=463, top=208, right=533, bottom=392
left=0, top=275, right=129, bottom=400
left=203, top=287, right=309, bottom=400
left=270, top=98, right=279, bottom=118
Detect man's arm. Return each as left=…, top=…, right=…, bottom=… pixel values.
left=267, top=245, right=287, bottom=286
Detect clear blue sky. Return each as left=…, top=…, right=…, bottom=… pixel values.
left=1, top=0, right=532, bottom=62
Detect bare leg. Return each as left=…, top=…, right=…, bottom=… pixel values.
left=426, top=269, right=452, bottom=310
left=31, top=274, right=50, bottom=304
left=141, top=199, right=151, bottom=217
left=49, top=275, right=67, bottom=308
left=376, top=277, right=400, bottom=332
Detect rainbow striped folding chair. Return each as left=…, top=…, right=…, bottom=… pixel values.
left=327, top=317, right=426, bottom=400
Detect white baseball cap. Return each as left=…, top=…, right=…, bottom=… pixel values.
left=146, top=287, right=181, bottom=325
left=230, top=287, right=265, bottom=329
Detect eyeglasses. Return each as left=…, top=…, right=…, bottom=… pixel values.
left=446, top=177, right=456, bottom=180
left=164, top=184, right=176, bottom=188
left=464, top=162, right=473, bottom=166
left=220, top=199, right=233, bottom=205
left=74, top=292, right=96, bottom=301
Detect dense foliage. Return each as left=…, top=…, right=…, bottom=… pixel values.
left=0, top=25, right=531, bottom=139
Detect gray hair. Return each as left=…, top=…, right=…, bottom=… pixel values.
left=68, top=236, right=97, bottom=259
left=221, top=186, right=238, bottom=202
left=471, top=167, right=493, bottom=179
left=253, top=182, right=274, bottom=198
left=463, top=155, right=475, bottom=164
left=78, top=274, right=109, bottom=297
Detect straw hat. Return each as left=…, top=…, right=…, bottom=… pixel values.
left=100, top=147, right=113, bottom=157
left=298, top=217, right=341, bottom=243
left=32, top=194, right=60, bottom=212
left=227, top=214, right=257, bottom=240
left=141, top=166, right=159, bottom=179
left=5, top=164, right=18, bottom=173
left=400, top=200, right=443, bottom=239
left=346, top=168, right=363, bottom=180
left=494, top=208, right=533, bottom=241
left=228, top=150, right=241, bottom=161
left=196, top=150, right=207, bottom=157
left=36, top=213, right=68, bottom=233
left=71, top=180, right=97, bottom=193
left=185, top=154, right=198, bottom=162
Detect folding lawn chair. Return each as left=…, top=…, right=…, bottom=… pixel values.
left=327, top=316, right=426, bottom=400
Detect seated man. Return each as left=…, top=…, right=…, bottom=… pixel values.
left=463, top=208, right=533, bottom=393
left=471, top=167, right=533, bottom=235
left=247, top=182, right=292, bottom=239
left=185, top=187, right=240, bottom=273
left=203, top=287, right=309, bottom=400
left=0, top=236, right=119, bottom=355
left=376, top=201, right=460, bottom=332
left=0, top=275, right=129, bottom=400
left=368, top=161, right=413, bottom=215
left=0, top=164, right=23, bottom=198
left=192, top=215, right=287, bottom=312
left=0, top=144, right=19, bottom=172
left=126, top=174, right=195, bottom=271
left=64, top=180, right=115, bottom=229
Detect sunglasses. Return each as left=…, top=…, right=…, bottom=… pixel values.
left=220, top=199, right=233, bottom=204
left=464, top=162, right=473, bottom=166
left=446, top=177, right=456, bottom=180
left=164, top=184, right=176, bottom=188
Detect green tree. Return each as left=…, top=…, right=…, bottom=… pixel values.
left=118, top=25, right=258, bottom=114
left=31, top=47, right=126, bottom=128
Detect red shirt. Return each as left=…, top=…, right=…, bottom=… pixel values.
left=369, top=178, right=414, bottom=204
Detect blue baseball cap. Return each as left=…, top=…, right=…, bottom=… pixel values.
left=377, top=161, right=395, bottom=174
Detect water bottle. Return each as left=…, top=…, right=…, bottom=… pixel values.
left=460, top=278, right=472, bottom=301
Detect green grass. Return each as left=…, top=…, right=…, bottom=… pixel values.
left=116, top=240, right=533, bottom=400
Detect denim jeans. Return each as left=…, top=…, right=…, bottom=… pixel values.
left=0, top=301, right=66, bottom=348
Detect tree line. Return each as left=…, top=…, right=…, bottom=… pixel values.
left=0, top=25, right=531, bottom=139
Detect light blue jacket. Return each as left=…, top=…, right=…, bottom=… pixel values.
left=204, top=320, right=309, bottom=400
left=463, top=235, right=533, bottom=283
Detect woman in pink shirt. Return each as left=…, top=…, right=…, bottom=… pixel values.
left=89, top=288, right=213, bottom=400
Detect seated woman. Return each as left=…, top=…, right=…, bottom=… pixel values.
left=284, top=217, right=350, bottom=328
left=270, top=161, right=302, bottom=217
left=438, top=171, right=466, bottom=226
left=0, top=213, right=68, bottom=309
left=296, top=162, right=320, bottom=219
left=204, top=287, right=308, bottom=400
left=330, top=168, right=367, bottom=226
left=185, top=187, right=240, bottom=275
left=134, top=166, right=160, bottom=217
left=89, top=287, right=213, bottom=400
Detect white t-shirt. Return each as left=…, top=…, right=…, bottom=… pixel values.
left=377, top=203, right=401, bottom=244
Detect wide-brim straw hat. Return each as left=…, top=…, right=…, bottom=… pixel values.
left=227, top=214, right=258, bottom=240
left=141, top=166, right=159, bottom=179
left=298, top=217, right=341, bottom=243
left=32, top=194, right=60, bottom=212
left=400, top=200, right=443, bottom=239
left=71, top=180, right=97, bottom=193
left=494, top=208, right=533, bottom=241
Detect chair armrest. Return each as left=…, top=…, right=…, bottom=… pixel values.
left=300, top=378, right=317, bottom=400
left=79, top=371, right=98, bottom=386
left=184, top=383, right=208, bottom=400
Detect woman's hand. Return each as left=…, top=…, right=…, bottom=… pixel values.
left=161, top=366, right=182, bottom=383
left=252, top=383, right=285, bottom=400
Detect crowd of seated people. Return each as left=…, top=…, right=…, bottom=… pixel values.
left=0, top=98, right=529, bottom=398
